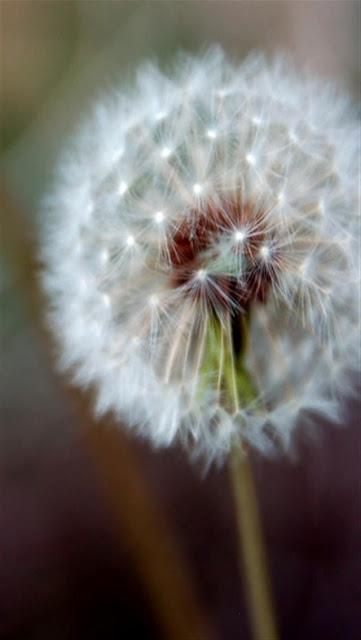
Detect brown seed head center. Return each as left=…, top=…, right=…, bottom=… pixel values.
left=168, top=200, right=274, bottom=313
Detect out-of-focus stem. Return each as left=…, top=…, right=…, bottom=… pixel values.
left=1, top=183, right=212, bottom=640
left=229, top=447, right=278, bottom=640
left=84, top=420, right=212, bottom=640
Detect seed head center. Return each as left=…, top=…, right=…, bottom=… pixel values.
left=167, top=199, right=274, bottom=313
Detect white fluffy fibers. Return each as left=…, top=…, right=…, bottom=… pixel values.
left=41, top=49, right=360, bottom=464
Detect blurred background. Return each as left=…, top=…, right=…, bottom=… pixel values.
left=1, top=2, right=360, bottom=639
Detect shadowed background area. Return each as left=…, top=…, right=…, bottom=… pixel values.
left=1, top=2, right=360, bottom=639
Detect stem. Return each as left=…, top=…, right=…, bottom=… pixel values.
left=229, top=447, right=279, bottom=640
left=86, top=423, right=212, bottom=640
left=1, top=183, right=212, bottom=640
left=200, top=312, right=278, bottom=639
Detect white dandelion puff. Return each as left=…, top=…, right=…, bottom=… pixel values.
left=41, top=49, right=360, bottom=465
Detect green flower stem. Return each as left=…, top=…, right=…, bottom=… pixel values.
left=200, top=313, right=258, bottom=412
left=202, top=313, right=278, bottom=640
left=229, top=449, right=279, bottom=640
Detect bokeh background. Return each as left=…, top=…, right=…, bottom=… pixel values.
left=1, top=2, right=360, bottom=639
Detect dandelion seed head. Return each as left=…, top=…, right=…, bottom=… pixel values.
left=41, top=48, right=360, bottom=465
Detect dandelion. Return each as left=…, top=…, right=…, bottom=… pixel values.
left=41, top=49, right=360, bottom=465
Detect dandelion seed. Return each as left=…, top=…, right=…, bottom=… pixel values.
left=41, top=48, right=360, bottom=465
left=99, top=248, right=109, bottom=264
left=102, top=293, right=111, bottom=307
left=118, top=181, right=128, bottom=196
left=207, top=129, right=218, bottom=139
left=149, top=294, right=159, bottom=307
left=154, top=211, right=165, bottom=224
left=160, top=146, right=172, bottom=159
left=246, top=153, right=256, bottom=166
left=193, top=183, right=203, bottom=195
left=234, top=230, right=247, bottom=243
left=318, top=199, right=325, bottom=214
left=252, top=116, right=263, bottom=126
left=259, top=244, right=271, bottom=261
left=196, top=269, right=207, bottom=281
left=155, top=111, right=167, bottom=122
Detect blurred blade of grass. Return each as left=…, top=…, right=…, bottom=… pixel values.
left=0, top=180, right=213, bottom=640
left=0, top=254, right=28, bottom=341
